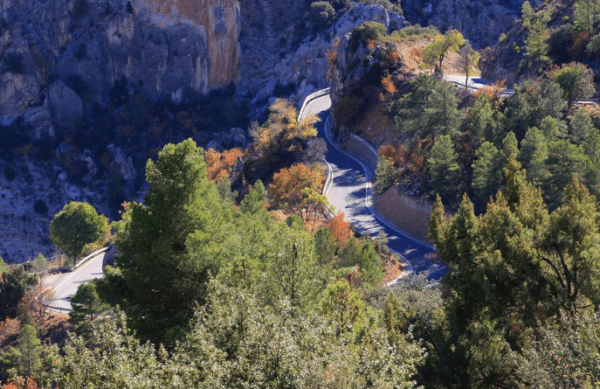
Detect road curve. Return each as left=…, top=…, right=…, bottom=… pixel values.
left=443, top=74, right=515, bottom=96
left=304, top=93, right=447, bottom=280
left=47, top=251, right=106, bottom=312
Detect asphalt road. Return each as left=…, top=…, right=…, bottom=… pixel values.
left=47, top=251, right=106, bottom=312
left=47, top=88, right=448, bottom=310
left=306, top=93, right=447, bottom=281
left=444, top=74, right=515, bottom=96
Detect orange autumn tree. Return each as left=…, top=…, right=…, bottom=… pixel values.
left=381, top=75, right=397, bottom=94
left=249, top=99, right=320, bottom=154
left=205, top=148, right=244, bottom=181
left=327, top=211, right=353, bottom=248
left=269, top=163, right=327, bottom=220
left=378, top=141, right=428, bottom=182
left=2, top=377, right=41, bottom=389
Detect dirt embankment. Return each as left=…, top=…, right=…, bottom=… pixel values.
left=373, top=185, right=432, bottom=243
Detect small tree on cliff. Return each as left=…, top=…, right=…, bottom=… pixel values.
left=423, top=29, right=465, bottom=76
left=457, top=42, right=480, bottom=91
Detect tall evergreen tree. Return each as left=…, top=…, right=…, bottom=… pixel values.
left=541, top=177, right=600, bottom=312
left=69, top=280, right=109, bottom=335
left=521, top=0, right=536, bottom=29
left=17, top=325, right=42, bottom=377
left=519, top=127, right=550, bottom=186
left=527, top=80, right=567, bottom=128
left=525, top=19, right=550, bottom=63
left=543, top=139, right=593, bottom=208
left=427, top=135, right=460, bottom=203
left=1, top=324, right=43, bottom=378
left=467, top=95, right=504, bottom=145
left=570, top=108, right=595, bottom=144
left=395, top=75, right=463, bottom=139
left=539, top=115, right=568, bottom=140
left=98, top=139, right=233, bottom=345
left=240, top=179, right=267, bottom=214
left=471, top=141, right=503, bottom=209
left=503, top=88, right=532, bottom=141
left=394, top=74, right=438, bottom=135
left=425, top=81, right=464, bottom=138
left=574, top=0, right=600, bottom=32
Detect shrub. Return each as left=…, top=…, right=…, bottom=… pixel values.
left=357, top=0, right=402, bottom=14
left=548, top=24, right=576, bottom=64
left=350, top=21, right=387, bottom=51
left=376, top=155, right=394, bottom=193
left=395, top=24, right=439, bottom=38
left=33, top=200, right=48, bottom=215
left=309, top=1, right=335, bottom=29
left=586, top=33, right=600, bottom=58
left=499, top=33, right=508, bottom=44
left=286, top=214, right=305, bottom=230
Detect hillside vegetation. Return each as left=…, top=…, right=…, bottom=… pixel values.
left=4, top=1, right=600, bottom=388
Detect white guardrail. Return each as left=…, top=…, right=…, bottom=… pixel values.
left=296, top=88, right=334, bottom=199
left=44, top=246, right=110, bottom=314
left=71, top=246, right=110, bottom=271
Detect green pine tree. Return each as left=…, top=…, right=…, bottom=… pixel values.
left=427, top=135, right=460, bottom=203
left=525, top=19, right=550, bottom=63
left=471, top=141, right=503, bottom=208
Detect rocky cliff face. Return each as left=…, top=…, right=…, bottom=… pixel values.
left=238, top=2, right=405, bottom=116
left=133, top=0, right=240, bottom=87
left=401, top=0, right=543, bottom=49
left=0, top=0, right=240, bottom=138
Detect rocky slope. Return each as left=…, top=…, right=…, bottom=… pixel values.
left=0, top=0, right=240, bottom=140
left=238, top=2, right=405, bottom=116
left=0, top=0, right=406, bottom=263
left=401, top=0, right=543, bottom=49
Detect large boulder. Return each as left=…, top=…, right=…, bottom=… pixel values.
left=49, top=81, right=84, bottom=128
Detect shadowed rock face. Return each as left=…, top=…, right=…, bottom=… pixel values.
left=401, top=0, right=543, bottom=49
left=133, top=0, right=240, bottom=87
left=0, top=0, right=240, bottom=136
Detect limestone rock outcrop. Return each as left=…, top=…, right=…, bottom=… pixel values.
left=0, top=0, right=240, bottom=135
left=238, top=2, right=405, bottom=116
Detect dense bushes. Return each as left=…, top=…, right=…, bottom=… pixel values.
left=309, top=1, right=335, bottom=29
left=350, top=21, right=387, bottom=51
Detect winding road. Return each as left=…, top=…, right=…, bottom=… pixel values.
left=48, top=85, right=451, bottom=312
left=304, top=92, right=447, bottom=281
left=47, top=250, right=107, bottom=312
left=444, top=75, right=515, bottom=96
